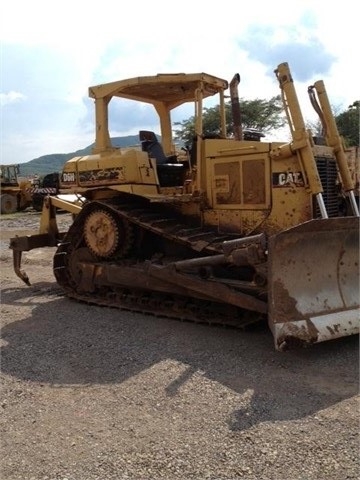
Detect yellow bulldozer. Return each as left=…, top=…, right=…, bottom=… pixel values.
left=0, top=164, right=33, bottom=214
left=9, top=62, right=359, bottom=351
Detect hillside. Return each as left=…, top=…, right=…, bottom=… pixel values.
left=18, top=135, right=141, bottom=177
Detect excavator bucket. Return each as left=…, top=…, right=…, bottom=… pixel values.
left=268, top=217, right=359, bottom=350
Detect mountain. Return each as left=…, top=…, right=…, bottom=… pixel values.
left=18, top=135, right=141, bottom=177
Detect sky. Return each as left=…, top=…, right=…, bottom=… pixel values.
left=0, top=0, right=358, bottom=165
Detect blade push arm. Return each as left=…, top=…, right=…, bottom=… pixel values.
left=273, top=62, right=328, bottom=218
left=308, top=81, right=359, bottom=217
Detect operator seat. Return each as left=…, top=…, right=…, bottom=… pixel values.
left=139, top=130, right=168, bottom=165
left=139, top=130, right=188, bottom=187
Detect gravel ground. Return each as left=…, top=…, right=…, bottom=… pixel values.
left=0, top=211, right=359, bottom=480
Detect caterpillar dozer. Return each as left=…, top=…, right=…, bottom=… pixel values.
left=1, top=164, right=33, bottom=214
left=9, top=62, right=359, bottom=351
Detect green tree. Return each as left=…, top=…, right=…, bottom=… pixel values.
left=173, top=96, right=285, bottom=145
left=336, top=101, right=360, bottom=147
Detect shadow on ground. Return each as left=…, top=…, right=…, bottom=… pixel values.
left=1, top=283, right=359, bottom=431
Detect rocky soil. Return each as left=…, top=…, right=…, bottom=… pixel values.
left=0, top=210, right=359, bottom=480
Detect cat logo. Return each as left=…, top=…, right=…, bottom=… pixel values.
left=273, top=171, right=304, bottom=187
left=62, top=172, right=76, bottom=183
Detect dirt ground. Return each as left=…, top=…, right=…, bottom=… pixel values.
left=0, top=210, right=359, bottom=480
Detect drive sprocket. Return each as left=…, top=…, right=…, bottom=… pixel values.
left=83, top=208, right=134, bottom=258
left=84, top=209, right=120, bottom=258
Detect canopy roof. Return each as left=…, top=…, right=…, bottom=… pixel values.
left=89, top=73, right=228, bottom=109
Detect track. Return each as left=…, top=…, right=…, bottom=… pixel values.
left=53, top=199, right=268, bottom=329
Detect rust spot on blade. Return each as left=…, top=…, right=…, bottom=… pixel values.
left=276, top=318, right=320, bottom=348
left=271, top=279, right=302, bottom=323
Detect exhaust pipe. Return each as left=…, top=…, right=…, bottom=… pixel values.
left=230, top=73, right=243, bottom=140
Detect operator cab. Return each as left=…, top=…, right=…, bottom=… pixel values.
left=140, top=130, right=188, bottom=188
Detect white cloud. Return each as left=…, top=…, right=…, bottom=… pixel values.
left=0, top=91, right=26, bottom=107
left=0, top=0, right=358, bottom=164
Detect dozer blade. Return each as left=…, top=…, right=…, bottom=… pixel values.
left=268, top=217, right=359, bottom=350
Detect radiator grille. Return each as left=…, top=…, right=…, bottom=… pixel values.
left=314, top=156, right=339, bottom=218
